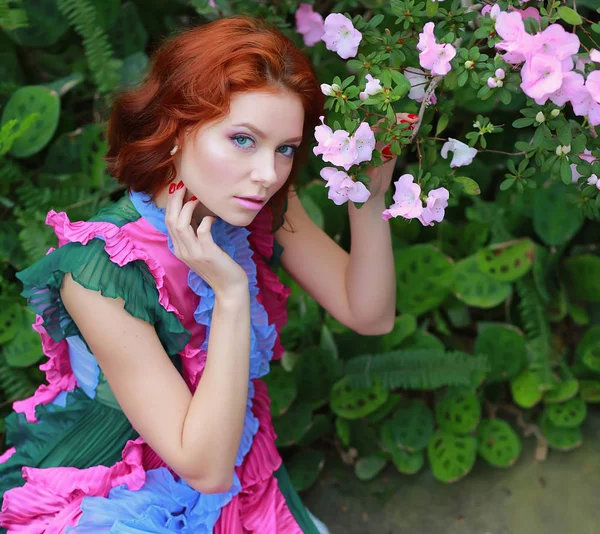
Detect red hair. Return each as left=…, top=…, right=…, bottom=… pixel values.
left=106, top=15, right=324, bottom=228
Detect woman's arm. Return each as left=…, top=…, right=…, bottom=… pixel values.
left=276, top=190, right=395, bottom=336
left=60, top=273, right=250, bottom=494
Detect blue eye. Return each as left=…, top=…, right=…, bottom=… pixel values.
left=231, top=135, right=254, bottom=149
left=277, top=145, right=297, bottom=158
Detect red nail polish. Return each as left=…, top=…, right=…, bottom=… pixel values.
left=176, top=181, right=184, bottom=190
left=189, top=196, right=197, bottom=201
left=408, top=113, right=418, bottom=119
left=169, top=184, right=176, bottom=194
left=381, top=143, right=393, bottom=159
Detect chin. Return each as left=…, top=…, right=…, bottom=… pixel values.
left=218, top=211, right=258, bottom=228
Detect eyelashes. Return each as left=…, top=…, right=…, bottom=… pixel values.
left=230, top=135, right=298, bottom=158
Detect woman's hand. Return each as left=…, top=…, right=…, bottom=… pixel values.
left=165, top=182, right=248, bottom=298
left=365, top=112, right=419, bottom=200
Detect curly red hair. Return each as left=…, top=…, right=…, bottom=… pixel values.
left=106, top=15, right=324, bottom=228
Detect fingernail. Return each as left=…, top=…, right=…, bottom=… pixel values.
left=381, top=143, right=393, bottom=159
left=408, top=113, right=418, bottom=119
left=189, top=196, right=197, bottom=201
left=176, top=181, right=184, bottom=190
left=169, top=183, right=176, bottom=194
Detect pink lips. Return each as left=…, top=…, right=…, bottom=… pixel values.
left=234, top=197, right=265, bottom=211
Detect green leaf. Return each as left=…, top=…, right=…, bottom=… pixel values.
left=557, top=6, right=582, bottom=25
left=426, top=0, right=439, bottom=17
left=367, top=14, right=384, bottom=28
left=436, top=114, right=450, bottom=137
left=512, top=118, right=535, bottom=128
left=455, top=176, right=481, bottom=195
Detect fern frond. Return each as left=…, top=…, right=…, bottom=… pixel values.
left=516, top=275, right=555, bottom=387
left=344, top=349, right=489, bottom=390
left=57, top=0, right=122, bottom=94
left=0, top=0, right=29, bottom=30
left=0, top=356, right=36, bottom=402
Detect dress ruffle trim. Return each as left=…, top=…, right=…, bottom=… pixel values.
left=0, top=437, right=149, bottom=533
left=12, top=316, right=76, bottom=423
left=247, top=208, right=291, bottom=361
left=47, top=210, right=181, bottom=320
left=0, top=382, right=300, bottom=533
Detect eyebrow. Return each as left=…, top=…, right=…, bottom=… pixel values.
left=232, top=123, right=303, bottom=144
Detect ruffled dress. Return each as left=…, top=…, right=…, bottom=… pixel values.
left=0, top=191, right=327, bottom=533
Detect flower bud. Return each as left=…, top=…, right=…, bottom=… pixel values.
left=320, top=83, right=341, bottom=96
left=562, top=145, right=571, bottom=155
left=588, top=174, right=598, bottom=186
left=550, top=109, right=560, bottom=118
left=487, top=77, right=498, bottom=88
left=496, top=80, right=504, bottom=87
left=536, top=112, right=546, bottom=123
left=495, top=68, right=505, bottom=80
left=464, top=60, right=474, bottom=69
left=555, top=146, right=562, bottom=156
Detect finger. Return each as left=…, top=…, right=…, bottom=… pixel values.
left=165, top=180, right=183, bottom=229
left=196, top=215, right=215, bottom=240
left=166, top=181, right=191, bottom=253
left=396, top=112, right=419, bottom=124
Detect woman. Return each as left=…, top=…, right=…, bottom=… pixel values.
left=0, top=15, right=410, bottom=532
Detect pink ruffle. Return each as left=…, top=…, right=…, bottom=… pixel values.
left=46, top=211, right=182, bottom=321
left=215, top=379, right=302, bottom=534
left=0, top=438, right=150, bottom=533
left=179, top=344, right=207, bottom=392
left=12, top=316, right=76, bottom=423
left=247, top=208, right=291, bottom=361
left=0, top=448, right=16, bottom=464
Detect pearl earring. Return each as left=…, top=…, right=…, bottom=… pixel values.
left=170, top=144, right=179, bottom=156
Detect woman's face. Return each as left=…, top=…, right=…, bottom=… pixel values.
left=174, top=90, right=305, bottom=227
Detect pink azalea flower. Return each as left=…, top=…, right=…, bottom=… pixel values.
left=441, top=138, right=478, bottom=168
left=533, top=24, right=580, bottom=64
left=586, top=70, right=600, bottom=104
left=322, top=13, right=362, bottom=59
left=321, top=167, right=371, bottom=205
left=359, top=74, right=383, bottom=101
left=536, top=70, right=584, bottom=106
left=351, top=122, right=376, bottom=165
left=569, top=83, right=600, bottom=126
left=520, top=54, right=563, bottom=101
left=508, top=6, right=541, bottom=23
left=591, top=50, right=600, bottom=63
left=417, top=22, right=456, bottom=76
left=418, top=187, right=450, bottom=226
left=295, top=4, right=325, bottom=47
left=482, top=4, right=501, bottom=19
left=323, top=129, right=358, bottom=169
left=314, top=116, right=334, bottom=148
left=381, top=174, right=424, bottom=221
left=313, top=119, right=375, bottom=170
left=495, top=11, right=533, bottom=64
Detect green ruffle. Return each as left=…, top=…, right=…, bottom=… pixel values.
left=16, top=238, right=190, bottom=356
left=0, top=388, right=139, bottom=496
left=274, top=464, right=322, bottom=534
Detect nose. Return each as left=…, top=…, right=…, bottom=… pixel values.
left=250, top=151, right=278, bottom=188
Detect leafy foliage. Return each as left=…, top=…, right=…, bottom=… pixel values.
left=0, top=0, right=598, bottom=494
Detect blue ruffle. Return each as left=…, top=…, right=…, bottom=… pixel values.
left=70, top=191, right=277, bottom=531
left=66, top=467, right=242, bottom=533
